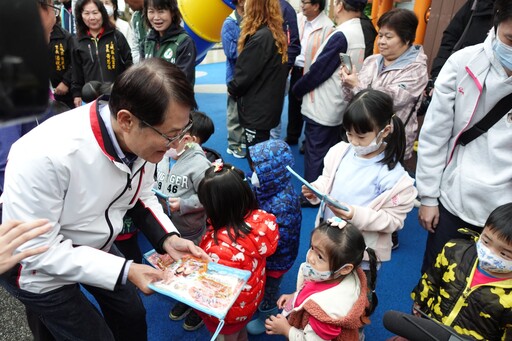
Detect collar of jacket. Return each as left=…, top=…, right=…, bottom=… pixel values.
left=89, top=96, right=124, bottom=164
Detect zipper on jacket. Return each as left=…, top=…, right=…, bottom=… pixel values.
left=99, top=173, right=132, bottom=250
left=91, top=37, right=105, bottom=82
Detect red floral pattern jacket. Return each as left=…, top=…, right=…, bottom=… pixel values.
left=199, top=209, right=279, bottom=328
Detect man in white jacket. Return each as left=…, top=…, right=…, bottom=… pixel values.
left=292, top=0, right=366, bottom=184
left=416, top=0, right=512, bottom=273
left=0, top=59, right=208, bottom=340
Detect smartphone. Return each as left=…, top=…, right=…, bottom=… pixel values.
left=339, top=53, right=353, bottom=74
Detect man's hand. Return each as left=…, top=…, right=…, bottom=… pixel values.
left=163, top=235, right=210, bottom=262
left=265, top=314, right=291, bottom=336
left=127, top=263, right=164, bottom=295
left=418, top=205, right=440, bottom=233
left=0, top=219, right=51, bottom=274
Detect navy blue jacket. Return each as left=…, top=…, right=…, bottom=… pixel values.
left=249, top=139, right=302, bottom=271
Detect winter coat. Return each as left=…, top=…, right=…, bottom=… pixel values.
left=155, top=143, right=211, bottom=241
left=1, top=100, right=178, bottom=294
left=412, top=233, right=512, bottom=340
left=345, top=45, right=429, bottom=160
left=310, top=142, right=417, bottom=262
left=198, top=210, right=279, bottom=331
left=71, top=28, right=133, bottom=98
left=221, top=10, right=241, bottom=83
left=227, top=25, right=289, bottom=131
left=248, top=139, right=301, bottom=272
left=416, top=30, right=512, bottom=226
left=49, top=24, right=74, bottom=107
left=430, top=0, right=495, bottom=79
left=294, top=18, right=366, bottom=127
left=287, top=267, right=370, bottom=341
left=143, top=24, right=196, bottom=85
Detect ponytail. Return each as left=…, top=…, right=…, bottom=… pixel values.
left=382, top=115, right=406, bottom=170
left=365, top=246, right=379, bottom=316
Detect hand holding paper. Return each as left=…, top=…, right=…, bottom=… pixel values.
left=286, top=166, right=349, bottom=212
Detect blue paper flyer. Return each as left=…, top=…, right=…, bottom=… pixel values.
left=144, top=251, right=250, bottom=320
left=286, top=165, right=349, bottom=211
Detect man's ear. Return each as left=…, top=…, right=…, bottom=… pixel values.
left=117, top=110, right=135, bottom=132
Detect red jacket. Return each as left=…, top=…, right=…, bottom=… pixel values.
left=198, top=209, right=279, bottom=332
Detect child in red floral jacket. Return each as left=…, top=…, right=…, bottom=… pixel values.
left=196, top=161, right=279, bottom=340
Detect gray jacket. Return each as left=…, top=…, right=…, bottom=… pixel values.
left=155, top=143, right=211, bottom=241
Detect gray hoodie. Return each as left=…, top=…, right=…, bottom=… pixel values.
left=155, top=143, right=211, bottom=242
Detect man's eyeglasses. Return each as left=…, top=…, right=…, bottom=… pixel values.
left=39, top=1, right=61, bottom=16
left=136, top=115, right=194, bottom=148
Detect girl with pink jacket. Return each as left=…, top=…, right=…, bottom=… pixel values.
left=302, top=89, right=417, bottom=264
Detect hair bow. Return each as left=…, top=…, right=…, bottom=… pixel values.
left=327, top=217, right=347, bottom=229
left=213, top=159, right=223, bottom=172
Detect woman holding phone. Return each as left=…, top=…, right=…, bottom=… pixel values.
left=341, top=8, right=428, bottom=171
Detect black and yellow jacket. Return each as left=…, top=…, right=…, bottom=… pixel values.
left=71, top=28, right=133, bottom=98
left=411, top=231, right=512, bottom=341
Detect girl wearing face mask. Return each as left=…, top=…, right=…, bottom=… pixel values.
left=302, top=89, right=417, bottom=272
left=408, top=202, right=512, bottom=341
left=265, top=218, right=378, bottom=340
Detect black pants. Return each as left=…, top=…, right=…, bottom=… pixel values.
left=421, top=202, right=481, bottom=274
left=286, top=66, right=304, bottom=142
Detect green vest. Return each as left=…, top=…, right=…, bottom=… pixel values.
left=144, top=32, right=188, bottom=64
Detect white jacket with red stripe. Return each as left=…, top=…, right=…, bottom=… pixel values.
left=1, top=100, right=177, bottom=294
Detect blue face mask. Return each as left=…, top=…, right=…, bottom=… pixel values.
left=493, top=32, right=512, bottom=71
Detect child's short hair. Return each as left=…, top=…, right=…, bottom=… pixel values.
left=485, top=203, right=512, bottom=244
left=189, top=111, right=214, bottom=145
left=198, top=162, right=258, bottom=243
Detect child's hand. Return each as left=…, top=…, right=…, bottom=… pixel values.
left=265, top=314, right=291, bottom=336
left=276, top=293, right=295, bottom=310
left=301, top=185, right=316, bottom=200
left=412, top=303, right=421, bottom=317
left=328, top=202, right=354, bottom=220
left=168, top=198, right=181, bottom=213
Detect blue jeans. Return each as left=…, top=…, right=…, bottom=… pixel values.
left=0, top=247, right=147, bottom=341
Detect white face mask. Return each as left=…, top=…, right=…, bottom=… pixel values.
left=493, top=29, right=512, bottom=71
left=349, top=129, right=385, bottom=156
left=164, top=137, right=188, bottom=160
left=476, top=238, right=512, bottom=274
left=104, top=4, right=115, bottom=17
left=300, top=252, right=349, bottom=282
left=250, top=172, right=260, bottom=188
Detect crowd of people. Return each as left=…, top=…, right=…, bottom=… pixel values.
left=0, top=0, right=511, bottom=340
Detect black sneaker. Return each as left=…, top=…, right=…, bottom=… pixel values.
left=169, top=302, right=191, bottom=321
left=182, top=310, right=204, bottom=331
